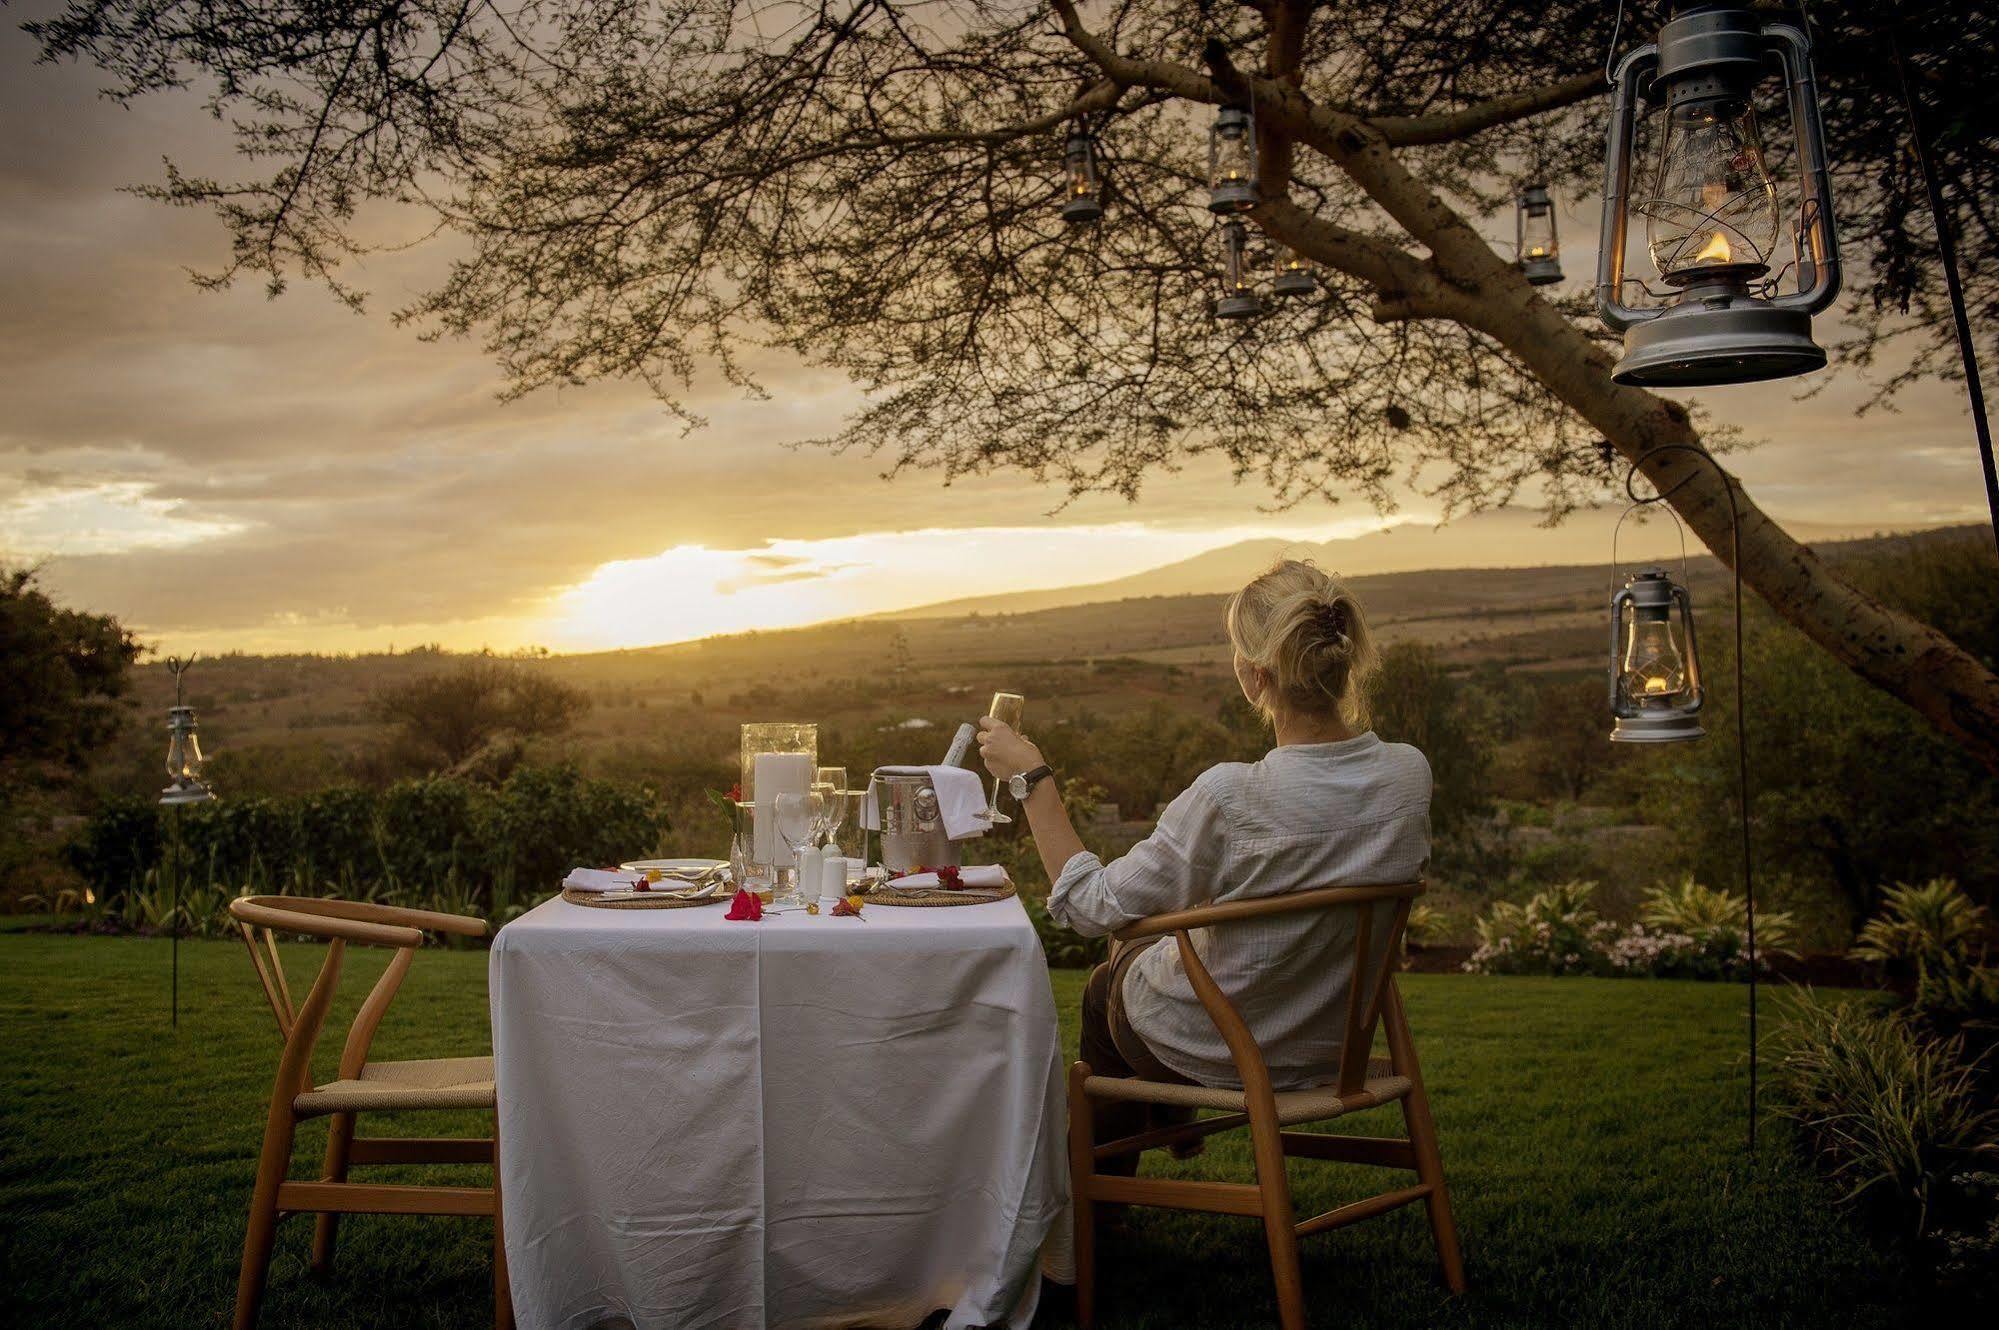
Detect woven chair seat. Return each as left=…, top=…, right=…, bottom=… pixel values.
left=1084, top=1058, right=1411, bottom=1128
left=294, top=1055, right=496, bottom=1117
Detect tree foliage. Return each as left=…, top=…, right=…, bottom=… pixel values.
left=367, top=659, right=591, bottom=771
left=22, top=0, right=1991, bottom=503
left=0, top=567, right=140, bottom=793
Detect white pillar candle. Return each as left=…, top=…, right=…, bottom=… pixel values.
left=752, top=752, right=814, bottom=865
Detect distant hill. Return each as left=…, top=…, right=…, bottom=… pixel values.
left=878, top=507, right=1917, bottom=621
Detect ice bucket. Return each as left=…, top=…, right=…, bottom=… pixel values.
left=869, top=770, right=961, bottom=874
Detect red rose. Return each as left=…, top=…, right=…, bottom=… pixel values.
left=936, top=866, right=964, bottom=890
left=728, top=782, right=743, bottom=803
left=725, top=888, right=764, bottom=921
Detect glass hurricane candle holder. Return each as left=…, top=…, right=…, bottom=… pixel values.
left=740, top=722, right=818, bottom=890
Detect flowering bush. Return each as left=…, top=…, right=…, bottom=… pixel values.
left=1467, top=878, right=1783, bottom=980
left=1466, top=881, right=1610, bottom=976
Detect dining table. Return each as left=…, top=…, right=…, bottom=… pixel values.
left=489, top=887, right=1072, bottom=1330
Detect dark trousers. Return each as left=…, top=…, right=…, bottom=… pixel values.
left=1079, top=938, right=1197, bottom=1177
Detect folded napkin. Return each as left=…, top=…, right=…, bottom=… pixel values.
left=562, top=867, right=645, bottom=893
left=887, top=864, right=1010, bottom=891
left=863, top=765, right=990, bottom=842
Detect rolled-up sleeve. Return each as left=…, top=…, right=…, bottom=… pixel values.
left=1048, top=775, right=1231, bottom=937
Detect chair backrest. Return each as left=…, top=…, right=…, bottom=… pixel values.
left=228, top=896, right=485, bottom=1095
left=1112, top=882, right=1423, bottom=1098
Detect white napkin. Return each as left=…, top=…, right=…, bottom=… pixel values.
left=562, top=867, right=645, bottom=893
left=886, top=864, right=1010, bottom=891
left=863, top=766, right=991, bottom=842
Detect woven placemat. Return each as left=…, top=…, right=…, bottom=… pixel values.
left=561, top=886, right=729, bottom=910
left=866, top=883, right=1018, bottom=908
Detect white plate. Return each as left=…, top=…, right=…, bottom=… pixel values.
left=618, top=857, right=727, bottom=874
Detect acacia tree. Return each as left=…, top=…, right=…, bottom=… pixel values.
left=26, top=0, right=1999, bottom=769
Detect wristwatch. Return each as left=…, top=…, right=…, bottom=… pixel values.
left=1009, top=764, right=1055, bottom=802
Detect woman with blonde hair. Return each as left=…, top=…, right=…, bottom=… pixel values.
left=977, top=559, right=1430, bottom=1158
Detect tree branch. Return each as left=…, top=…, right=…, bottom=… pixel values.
left=1366, top=71, right=1605, bottom=146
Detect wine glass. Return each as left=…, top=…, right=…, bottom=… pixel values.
left=815, top=766, right=847, bottom=846
left=981, top=691, right=1025, bottom=825
left=772, top=789, right=825, bottom=906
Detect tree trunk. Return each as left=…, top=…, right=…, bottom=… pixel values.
left=1483, top=281, right=1999, bottom=776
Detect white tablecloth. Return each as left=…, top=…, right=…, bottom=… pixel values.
left=490, top=893, right=1070, bottom=1330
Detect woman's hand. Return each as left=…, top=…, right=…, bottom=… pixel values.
left=976, top=717, right=1044, bottom=780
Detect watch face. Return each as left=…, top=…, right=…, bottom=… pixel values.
left=1009, top=772, right=1029, bottom=799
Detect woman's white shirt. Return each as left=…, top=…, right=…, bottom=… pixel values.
left=1049, top=732, right=1431, bottom=1089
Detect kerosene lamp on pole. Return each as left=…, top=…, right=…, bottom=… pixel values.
left=160, top=655, right=215, bottom=1024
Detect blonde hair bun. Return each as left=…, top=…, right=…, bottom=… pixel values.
left=1225, top=558, right=1379, bottom=726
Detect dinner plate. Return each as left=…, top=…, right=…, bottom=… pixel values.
left=618, top=857, right=727, bottom=875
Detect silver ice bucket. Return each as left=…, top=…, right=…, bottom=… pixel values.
left=868, top=770, right=961, bottom=874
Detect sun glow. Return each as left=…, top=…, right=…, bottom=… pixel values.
left=535, top=519, right=1403, bottom=651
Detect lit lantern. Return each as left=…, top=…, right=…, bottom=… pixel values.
left=1609, top=568, right=1705, bottom=742
left=161, top=706, right=213, bottom=804
left=1272, top=249, right=1317, bottom=298
left=1208, top=105, right=1259, bottom=213
left=1515, top=184, right=1563, bottom=285
left=160, top=655, right=215, bottom=805
left=1216, top=220, right=1263, bottom=320
left=1597, top=4, right=1840, bottom=386
left=1060, top=123, right=1103, bottom=224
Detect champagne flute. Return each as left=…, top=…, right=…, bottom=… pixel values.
left=815, top=766, right=847, bottom=847
left=982, top=691, right=1025, bottom=825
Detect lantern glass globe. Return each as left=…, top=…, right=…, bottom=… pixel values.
left=1642, top=97, right=1781, bottom=286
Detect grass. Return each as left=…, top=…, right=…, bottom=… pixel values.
left=0, top=934, right=1914, bottom=1329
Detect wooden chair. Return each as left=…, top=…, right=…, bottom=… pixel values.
left=1066, top=881, right=1463, bottom=1330
left=228, top=895, right=512, bottom=1330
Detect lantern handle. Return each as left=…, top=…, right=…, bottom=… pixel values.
left=1595, top=43, right=1663, bottom=331
left=1608, top=490, right=1691, bottom=594
left=1763, top=20, right=1842, bottom=315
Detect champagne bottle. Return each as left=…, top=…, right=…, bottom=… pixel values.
left=941, top=722, right=976, bottom=767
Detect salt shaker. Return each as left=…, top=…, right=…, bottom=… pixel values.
left=819, top=855, right=848, bottom=908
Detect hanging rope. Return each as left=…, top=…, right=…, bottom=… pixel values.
left=1620, top=444, right=1759, bottom=1154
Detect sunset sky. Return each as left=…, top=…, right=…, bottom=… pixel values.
left=1, top=14, right=1987, bottom=658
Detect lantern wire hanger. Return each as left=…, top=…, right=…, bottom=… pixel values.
left=1613, top=443, right=1760, bottom=1153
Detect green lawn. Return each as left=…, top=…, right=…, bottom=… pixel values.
left=0, top=934, right=1910, bottom=1329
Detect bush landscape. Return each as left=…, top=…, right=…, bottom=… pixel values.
left=3, top=525, right=1996, bottom=1318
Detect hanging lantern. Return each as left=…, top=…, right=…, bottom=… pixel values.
left=1060, top=123, right=1103, bottom=224
left=1272, top=249, right=1317, bottom=298
left=1207, top=105, right=1259, bottom=213
left=161, top=705, right=214, bottom=805
left=1515, top=184, right=1563, bottom=285
left=1597, top=4, right=1840, bottom=386
left=1609, top=568, right=1705, bottom=742
left=160, top=656, right=215, bottom=805
left=1216, top=220, right=1263, bottom=320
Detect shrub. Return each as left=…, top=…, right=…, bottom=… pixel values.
left=1640, top=874, right=1795, bottom=954
left=1466, top=880, right=1610, bottom=976
left=1768, top=992, right=1998, bottom=1238
left=65, top=765, right=668, bottom=921
left=1852, top=878, right=1990, bottom=972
